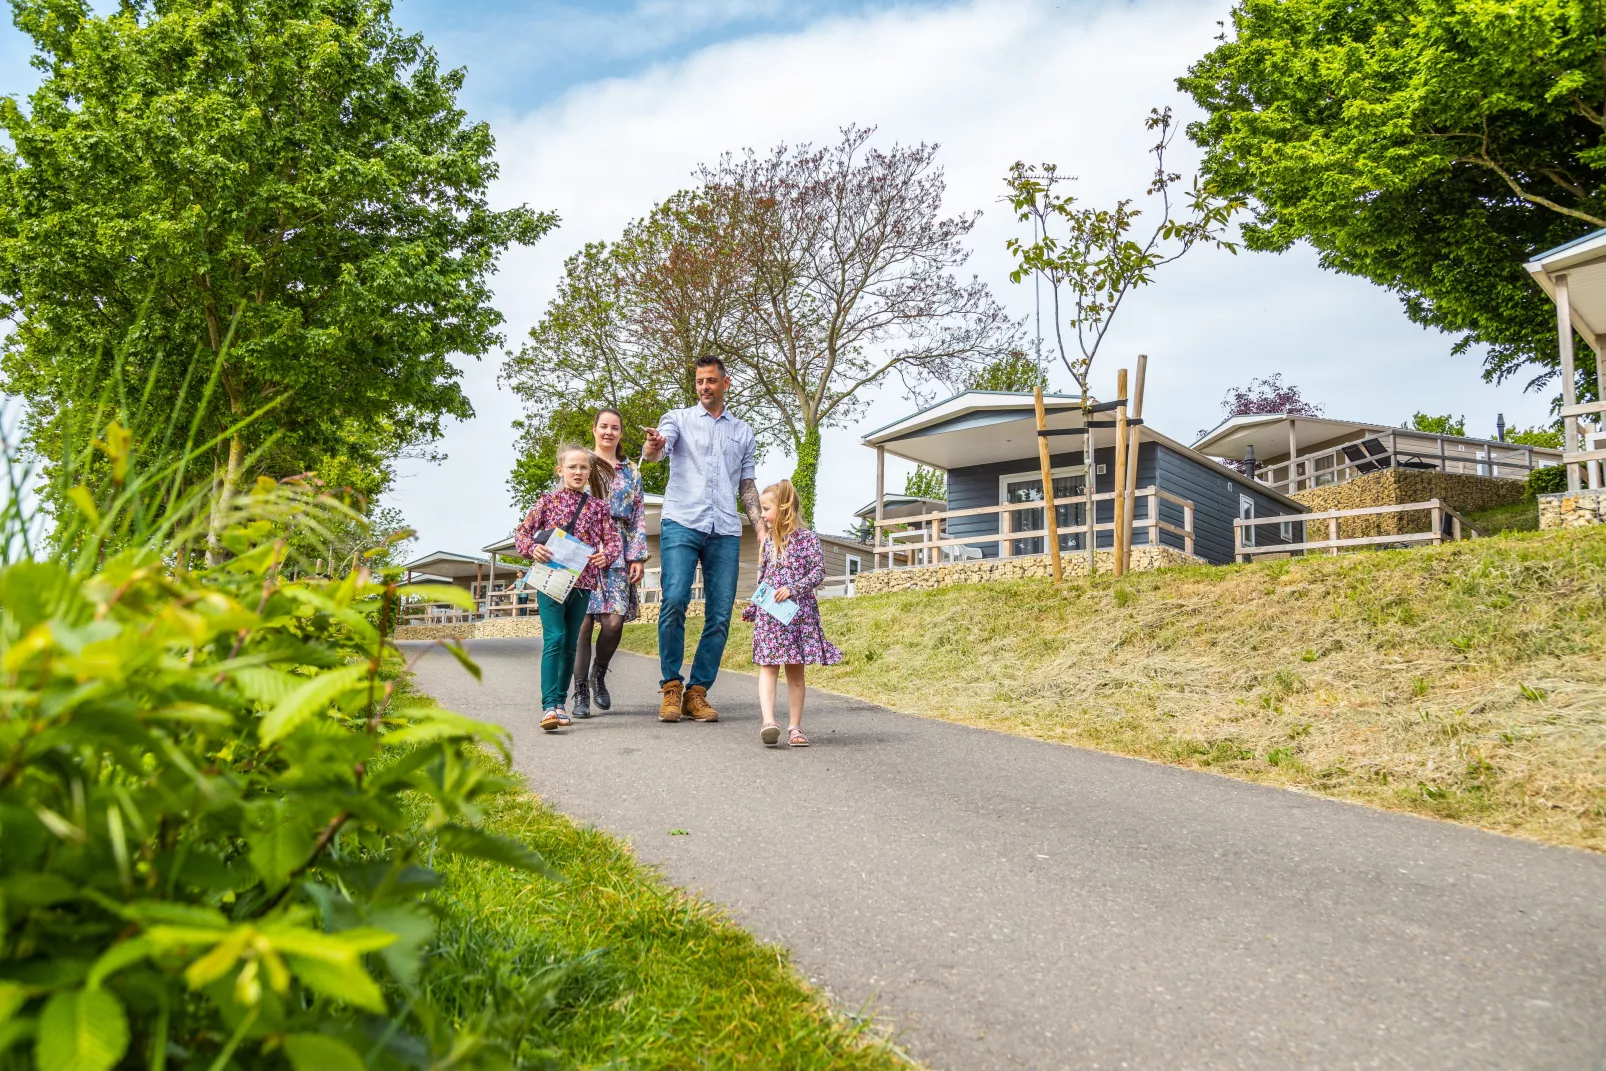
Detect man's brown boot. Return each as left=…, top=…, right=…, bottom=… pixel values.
left=658, top=680, right=684, bottom=722
left=683, top=685, right=719, bottom=722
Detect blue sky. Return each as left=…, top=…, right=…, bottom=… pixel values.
left=0, top=0, right=1560, bottom=554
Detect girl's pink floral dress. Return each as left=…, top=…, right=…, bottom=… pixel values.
left=742, top=529, right=843, bottom=666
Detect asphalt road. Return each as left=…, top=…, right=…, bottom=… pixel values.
left=407, top=638, right=1606, bottom=1071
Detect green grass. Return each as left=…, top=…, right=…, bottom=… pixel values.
left=420, top=782, right=910, bottom=1069
left=386, top=676, right=912, bottom=1068
left=623, top=528, right=1606, bottom=852
left=1466, top=499, right=1540, bottom=535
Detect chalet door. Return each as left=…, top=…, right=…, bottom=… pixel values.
left=1002, top=471, right=1086, bottom=557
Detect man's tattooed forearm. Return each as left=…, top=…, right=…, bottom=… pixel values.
left=739, top=478, right=765, bottom=532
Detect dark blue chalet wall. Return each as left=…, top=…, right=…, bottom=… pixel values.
left=1153, top=446, right=1300, bottom=564
left=944, top=441, right=1300, bottom=565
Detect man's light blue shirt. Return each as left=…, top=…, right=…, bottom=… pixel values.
left=657, top=404, right=757, bottom=538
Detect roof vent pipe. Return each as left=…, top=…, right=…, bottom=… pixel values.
left=1496, top=413, right=1506, bottom=442
left=1243, top=443, right=1258, bottom=480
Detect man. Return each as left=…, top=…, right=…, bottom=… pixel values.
left=642, top=355, right=767, bottom=722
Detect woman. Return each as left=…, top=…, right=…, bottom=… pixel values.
left=572, top=408, right=648, bottom=716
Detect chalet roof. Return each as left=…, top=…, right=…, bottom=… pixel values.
left=863, top=390, right=1306, bottom=511
left=1526, top=227, right=1606, bottom=346
left=851, top=494, right=947, bottom=520
left=398, top=550, right=487, bottom=580
left=1191, top=412, right=1563, bottom=464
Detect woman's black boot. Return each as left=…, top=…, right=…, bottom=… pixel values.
left=591, top=664, right=611, bottom=711
left=571, top=676, right=591, bottom=718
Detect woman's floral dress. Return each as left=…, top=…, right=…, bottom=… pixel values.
left=742, top=529, right=843, bottom=666
left=587, top=458, right=648, bottom=618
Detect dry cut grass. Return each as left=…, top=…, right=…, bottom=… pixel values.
left=624, top=528, right=1606, bottom=851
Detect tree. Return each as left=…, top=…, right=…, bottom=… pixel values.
left=904, top=465, right=946, bottom=499
left=710, top=127, right=1018, bottom=524
left=1219, top=373, right=1323, bottom=420
left=0, top=0, right=553, bottom=559
left=1179, top=0, right=1603, bottom=403
left=1004, top=108, right=1242, bottom=408
left=966, top=350, right=1048, bottom=392
left=1405, top=412, right=1467, bottom=436
left=1507, top=425, right=1564, bottom=448
left=501, top=190, right=774, bottom=509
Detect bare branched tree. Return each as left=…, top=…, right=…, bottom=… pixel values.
left=707, top=126, right=1019, bottom=522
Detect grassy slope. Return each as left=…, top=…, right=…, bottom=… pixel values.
left=623, top=528, right=1606, bottom=852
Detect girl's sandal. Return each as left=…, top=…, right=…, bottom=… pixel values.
left=540, top=710, right=560, bottom=732
left=787, top=727, right=810, bottom=748
left=761, top=723, right=781, bottom=746
left=554, top=710, right=573, bottom=728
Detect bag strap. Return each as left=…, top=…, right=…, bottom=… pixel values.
left=563, top=491, right=590, bottom=532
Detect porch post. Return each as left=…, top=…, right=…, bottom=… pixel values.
left=1033, top=386, right=1064, bottom=584
left=1122, top=354, right=1147, bottom=573
left=1113, top=368, right=1128, bottom=578
left=1557, top=273, right=1582, bottom=491
left=487, top=553, right=496, bottom=618
left=874, top=445, right=886, bottom=569
left=1287, top=419, right=1298, bottom=492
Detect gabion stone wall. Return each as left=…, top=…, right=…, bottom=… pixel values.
left=1290, top=469, right=1527, bottom=538
left=1539, top=488, right=1606, bottom=529
left=853, top=545, right=1201, bottom=596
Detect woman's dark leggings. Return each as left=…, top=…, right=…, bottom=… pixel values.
left=574, top=612, right=626, bottom=686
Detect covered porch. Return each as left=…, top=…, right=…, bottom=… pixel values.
left=1525, top=229, right=1606, bottom=492
left=1192, top=415, right=1557, bottom=495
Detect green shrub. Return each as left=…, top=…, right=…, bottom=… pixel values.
left=0, top=415, right=541, bottom=1068
left=1526, top=464, right=1567, bottom=496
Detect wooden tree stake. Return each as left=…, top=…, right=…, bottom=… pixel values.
left=1122, top=354, right=1148, bottom=573
left=1113, top=368, right=1129, bottom=578
left=1034, top=386, right=1064, bottom=584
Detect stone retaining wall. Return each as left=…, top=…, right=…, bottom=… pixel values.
left=853, top=545, right=1202, bottom=596
left=395, top=600, right=707, bottom=640
left=394, top=616, right=544, bottom=642
left=1291, top=469, right=1526, bottom=538
left=1539, top=488, right=1606, bottom=529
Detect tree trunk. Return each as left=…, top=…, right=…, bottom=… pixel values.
left=790, top=424, right=822, bottom=526
left=1082, top=387, right=1095, bottom=574
left=206, top=431, right=245, bottom=565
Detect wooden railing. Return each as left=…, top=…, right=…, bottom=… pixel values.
left=872, top=486, right=1194, bottom=569
left=1559, top=400, right=1606, bottom=490
left=1234, top=499, right=1479, bottom=562
left=1253, top=431, right=1550, bottom=495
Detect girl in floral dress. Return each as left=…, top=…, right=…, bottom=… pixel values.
left=742, top=479, right=842, bottom=747
left=572, top=408, right=648, bottom=717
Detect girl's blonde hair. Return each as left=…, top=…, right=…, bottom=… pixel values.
left=761, top=479, right=802, bottom=556
left=553, top=442, right=610, bottom=499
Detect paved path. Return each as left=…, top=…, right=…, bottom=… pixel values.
left=408, top=639, right=1606, bottom=1070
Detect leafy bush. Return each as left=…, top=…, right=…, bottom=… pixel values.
left=1527, top=464, right=1567, bottom=497
left=0, top=413, right=544, bottom=1068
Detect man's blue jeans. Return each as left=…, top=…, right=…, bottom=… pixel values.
left=658, top=518, right=741, bottom=690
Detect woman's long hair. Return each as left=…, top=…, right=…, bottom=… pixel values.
left=762, top=479, right=802, bottom=557
left=554, top=442, right=611, bottom=499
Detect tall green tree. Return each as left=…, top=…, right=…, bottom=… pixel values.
left=965, top=350, right=1047, bottom=392
left=0, top=0, right=553, bottom=555
left=1180, top=0, right=1603, bottom=400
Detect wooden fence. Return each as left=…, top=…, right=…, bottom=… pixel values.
left=1234, top=499, right=1480, bottom=562
left=873, top=486, right=1195, bottom=570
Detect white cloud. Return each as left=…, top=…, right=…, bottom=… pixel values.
left=390, top=0, right=1555, bottom=555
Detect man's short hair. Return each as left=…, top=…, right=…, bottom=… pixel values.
left=694, top=354, right=727, bottom=376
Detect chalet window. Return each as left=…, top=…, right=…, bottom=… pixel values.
left=1000, top=467, right=1087, bottom=557
left=1239, top=494, right=1256, bottom=547
left=845, top=555, right=861, bottom=577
